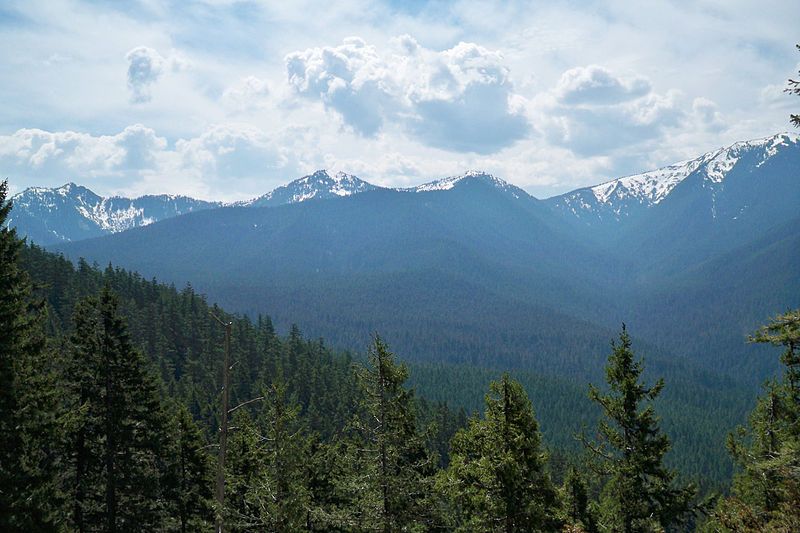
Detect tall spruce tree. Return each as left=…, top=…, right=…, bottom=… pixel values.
left=561, top=466, right=597, bottom=533
left=64, top=286, right=170, bottom=531
left=440, top=374, right=562, bottom=532
left=345, top=335, right=435, bottom=532
left=224, top=381, right=312, bottom=532
left=788, top=44, right=800, bottom=127
left=710, top=310, right=800, bottom=531
left=0, top=180, right=61, bottom=531
left=584, top=326, right=694, bottom=533
left=162, top=402, right=214, bottom=533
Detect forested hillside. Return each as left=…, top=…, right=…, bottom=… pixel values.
left=5, top=180, right=800, bottom=531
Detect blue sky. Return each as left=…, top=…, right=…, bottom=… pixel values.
left=0, top=0, right=797, bottom=201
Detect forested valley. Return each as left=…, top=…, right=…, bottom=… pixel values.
left=2, top=171, right=800, bottom=533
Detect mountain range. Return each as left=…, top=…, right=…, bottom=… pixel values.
left=11, top=133, right=798, bottom=247
left=26, top=131, right=793, bottom=385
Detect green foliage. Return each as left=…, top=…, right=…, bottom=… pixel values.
left=343, top=335, right=437, bottom=532
left=161, top=402, right=214, bottom=532
left=788, top=44, right=800, bottom=127
left=0, top=180, right=61, bottom=531
left=224, top=381, right=313, bottom=532
left=561, top=466, right=598, bottom=533
left=440, top=374, right=562, bottom=532
left=63, top=287, right=170, bottom=531
left=584, top=326, right=695, bottom=533
left=709, top=310, right=800, bottom=531
left=6, top=186, right=800, bottom=530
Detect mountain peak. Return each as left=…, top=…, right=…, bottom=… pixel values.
left=549, top=131, right=800, bottom=223
left=246, top=170, right=379, bottom=207
left=404, top=170, right=528, bottom=199
left=9, top=184, right=220, bottom=245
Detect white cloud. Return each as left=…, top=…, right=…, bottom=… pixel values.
left=222, top=76, right=271, bottom=112
left=0, top=125, right=167, bottom=178
left=126, top=47, right=167, bottom=103
left=554, top=65, right=651, bottom=105
left=285, top=36, right=529, bottom=153
left=0, top=124, right=308, bottom=201
left=126, top=46, right=192, bottom=104
left=537, top=66, right=689, bottom=157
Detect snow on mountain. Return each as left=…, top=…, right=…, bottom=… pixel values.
left=244, top=170, right=380, bottom=207
left=550, top=132, right=800, bottom=222
left=403, top=170, right=530, bottom=199
left=8, top=183, right=221, bottom=245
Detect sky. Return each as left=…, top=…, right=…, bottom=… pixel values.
left=0, top=0, right=797, bottom=201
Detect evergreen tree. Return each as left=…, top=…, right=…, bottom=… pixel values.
left=345, top=335, right=435, bottom=532
left=440, top=373, right=562, bottom=532
left=561, top=466, right=597, bottom=533
left=224, top=381, right=313, bottom=532
left=162, top=402, right=214, bottom=532
left=0, top=180, right=61, bottom=531
left=584, top=326, right=695, bottom=533
left=710, top=310, right=800, bottom=530
left=788, top=44, right=800, bottom=127
left=252, top=381, right=312, bottom=532
left=64, top=286, right=169, bottom=531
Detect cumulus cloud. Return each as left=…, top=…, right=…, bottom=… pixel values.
left=222, top=76, right=271, bottom=112
left=539, top=65, right=687, bottom=157
left=126, top=46, right=191, bottom=104
left=691, top=97, right=725, bottom=132
left=555, top=65, right=651, bottom=105
left=284, top=36, right=529, bottom=153
left=126, top=47, right=167, bottom=103
left=0, top=124, right=303, bottom=200
left=0, top=125, right=167, bottom=179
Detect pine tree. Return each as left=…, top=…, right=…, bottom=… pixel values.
left=583, top=325, right=695, bottom=533
left=162, top=402, right=214, bottom=532
left=0, top=180, right=61, bottom=531
left=711, top=310, right=800, bottom=530
left=441, top=373, right=562, bottom=532
left=788, top=44, right=800, bottom=127
left=252, top=381, right=312, bottom=532
left=562, top=466, right=597, bottom=533
left=346, top=335, right=435, bottom=532
left=64, top=286, right=169, bottom=531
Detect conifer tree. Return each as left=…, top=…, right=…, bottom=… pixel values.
left=64, top=286, right=169, bottom=531
left=561, top=466, right=597, bottom=533
left=710, top=310, right=800, bottom=530
left=584, top=326, right=694, bottom=533
left=788, top=44, right=800, bottom=127
left=224, top=381, right=313, bottom=532
left=441, top=374, right=562, bottom=532
left=162, top=402, right=214, bottom=532
left=346, top=335, right=435, bottom=532
left=252, top=381, right=312, bottom=532
left=0, top=180, right=61, bottom=531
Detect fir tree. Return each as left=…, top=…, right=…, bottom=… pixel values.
left=346, top=335, right=435, bottom=532
left=64, top=286, right=169, bottom=531
left=162, top=402, right=214, bottom=532
left=711, top=310, right=800, bottom=530
left=441, top=373, right=562, bottom=532
left=0, top=180, right=61, bottom=531
left=788, top=44, right=800, bottom=127
left=561, top=466, right=597, bottom=533
left=251, top=381, right=312, bottom=532
left=584, top=325, right=695, bottom=533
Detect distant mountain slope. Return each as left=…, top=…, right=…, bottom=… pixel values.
left=243, top=169, right=380, bottom=207
left=8, top=183, right=221, bottom=245
left=55, top=177, right=626, bottom=376
left=548, top=132, right=799, bottom=226
left=402, top=170, right=530, bottom=199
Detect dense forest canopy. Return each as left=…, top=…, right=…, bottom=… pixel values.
left=2, top=174, right=799, bottom=532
